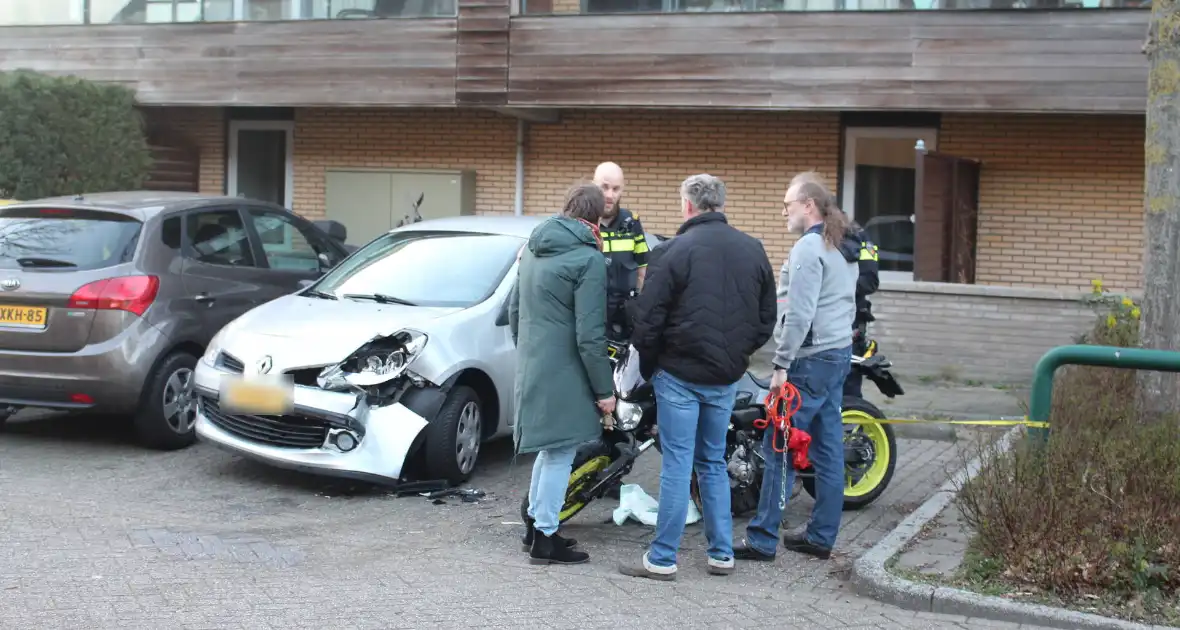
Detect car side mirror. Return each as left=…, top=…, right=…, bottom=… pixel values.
left=495, top=295, right=510, bottom=326
left=313, top=219, right=348, bottom=244
left=297, top=279, right=315, bottom=289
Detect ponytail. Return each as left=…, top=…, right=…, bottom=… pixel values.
left=820, top=203, right=849, bottom=250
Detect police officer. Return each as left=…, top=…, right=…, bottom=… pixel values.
left=843, top=221, right=880, bottom=398
left=593, top=162, right=649, bottom=342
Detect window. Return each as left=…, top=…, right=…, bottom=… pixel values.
left=840, top=128, right=938, bottom=279
left=184, top=210, right=256, bottom=267
left=161, top=216, right=182, bottom=250
left=245, top=209, right=336, bottom=272
left=0, top=207, right=143, bottom=271
left=0, top=0, right=85, bottom=25
left=309, top=0, right=457, bottom=18
left=313, top=231, right=524, bottom=308
left=97, top=0, right=206, bottom=23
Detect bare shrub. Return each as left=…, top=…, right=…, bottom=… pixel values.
left=955, top=281, right=1180, bottom=602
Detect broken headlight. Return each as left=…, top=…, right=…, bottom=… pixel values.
left=317, top=329, right=429, bottom=390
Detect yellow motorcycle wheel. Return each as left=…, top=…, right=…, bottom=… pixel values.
left=518, top=453, right=613, bottom=527
left=801, top=397, right=898, bottom=510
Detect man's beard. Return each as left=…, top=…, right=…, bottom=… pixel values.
left=603, top=199, right=620, bottom=221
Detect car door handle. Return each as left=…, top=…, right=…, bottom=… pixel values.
left=194, top=293, right=216, bottom=305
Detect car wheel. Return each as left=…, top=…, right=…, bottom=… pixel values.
left=424, top=385, right=483, bottom=486
left=133, top=351, right=199, bottom=451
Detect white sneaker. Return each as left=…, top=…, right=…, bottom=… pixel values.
left=707, top=555, right=735, bottom=575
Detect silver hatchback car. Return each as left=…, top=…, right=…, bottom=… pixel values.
left=193, top=215, right=665, bottom=486
left=0, top=192, right=350, bottom=448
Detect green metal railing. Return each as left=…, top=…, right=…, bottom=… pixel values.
left=1027, top=344, right=1180, bottom=440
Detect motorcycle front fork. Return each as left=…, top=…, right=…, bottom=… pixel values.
left=582, top=436, right=658, bottom=499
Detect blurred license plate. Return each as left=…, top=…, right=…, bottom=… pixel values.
left=0, top=305, right=48, bottom=329
left=220, top=375, right=294, bottom=415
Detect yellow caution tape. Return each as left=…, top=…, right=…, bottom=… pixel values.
left=843, top=417, right=1051, bottom=429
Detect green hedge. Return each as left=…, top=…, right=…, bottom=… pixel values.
left=0, top=70, right=152, bottom=200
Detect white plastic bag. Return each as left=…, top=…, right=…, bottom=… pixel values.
left=612, top=483, right=702, bottom=527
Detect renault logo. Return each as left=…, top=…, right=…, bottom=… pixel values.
left=256, top=356, right=273, bottom=374
left=0, top=278, right=19, bottom=291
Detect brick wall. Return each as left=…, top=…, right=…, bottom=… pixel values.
left=940, top=113, right=1145, bottom=294
left=522, top=110, right=839, bottom=265
left=290, top=108, right=518, bottom=218
left=139, top=106, right=225, bottom=195
left=147, top=107, right=1145, bottom=295
left=143, top=105, right=1145, bottom=383
left=869, top=283, right=1099, bottom=385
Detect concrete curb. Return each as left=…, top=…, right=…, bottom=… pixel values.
left=851, top=426, right=1179, bottom=630
left=874, top=409, right=1022, bottom=442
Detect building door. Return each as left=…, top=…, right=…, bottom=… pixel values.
left=228, top=120, right=294, bottom=208
left=840, top=126, right=938, bottom=280
left=913, top=149, right=982, bottom=284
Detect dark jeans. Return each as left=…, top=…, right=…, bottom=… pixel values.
left=745, top=345, right=853, bottom=553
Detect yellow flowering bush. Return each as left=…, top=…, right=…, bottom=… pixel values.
left=1081, top=278, right=1141, bottom=349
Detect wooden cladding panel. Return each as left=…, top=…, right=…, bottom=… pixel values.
left=508, top=10, right=1149, bottom=113
left=457, top=0, right=511, bottom=105
left=0, top=19, right=459, bottom=107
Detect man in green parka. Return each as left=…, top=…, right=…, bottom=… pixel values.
left=509, top=183, right=616, bottom=566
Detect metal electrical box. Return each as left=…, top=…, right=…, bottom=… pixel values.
left=324, top=168, right=477, bottom=247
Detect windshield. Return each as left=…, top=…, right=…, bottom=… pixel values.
left=0, top=207, right=143, bottom=271
left=313, top=230, right=525, bottom=308
left=613, top=344, right=646, bottom=399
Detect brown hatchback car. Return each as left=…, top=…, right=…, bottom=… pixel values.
left=0, top=192, right=350, bottom=449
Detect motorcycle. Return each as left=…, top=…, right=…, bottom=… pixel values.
left=518, top=339, right=659, bottom=524
left=521, top=335, right=905, bottom=526
left=692, top=335, right=905, bottom=514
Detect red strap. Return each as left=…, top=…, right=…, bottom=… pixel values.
left=752, top=379, right=812, bottom=469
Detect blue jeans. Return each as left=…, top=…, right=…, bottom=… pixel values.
left=647, top=369, right=739, bottom=568
left=527, top=444, right=578, bottom=536
left=745, top=345, right=852, bottom=553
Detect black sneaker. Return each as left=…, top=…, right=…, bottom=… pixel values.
left=733, top=540, right=776, bottom=561
left=781, top=534, right=832, bottom=560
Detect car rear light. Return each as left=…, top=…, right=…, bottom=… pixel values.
left=67, top=275, right=160, bottom=316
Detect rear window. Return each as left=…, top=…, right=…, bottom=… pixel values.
left=0, top=207, right=144, bottom=271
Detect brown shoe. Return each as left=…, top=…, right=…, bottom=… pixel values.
left=617, top=552, right=677, bottom=581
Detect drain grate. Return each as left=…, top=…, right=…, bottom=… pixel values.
left=128, top=528, right=304, bottom=567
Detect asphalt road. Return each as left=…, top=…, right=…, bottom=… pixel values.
left=0, top=410, right=1048, bottom=629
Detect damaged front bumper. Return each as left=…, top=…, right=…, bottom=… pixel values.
left=192, top=360, right=446, bottom=485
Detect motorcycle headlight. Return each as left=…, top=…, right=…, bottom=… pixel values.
left=317, top=329, right=428, bottom=390
left=615, top=400, right=645, bottom=432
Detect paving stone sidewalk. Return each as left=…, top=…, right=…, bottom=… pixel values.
left=0, top=386, right=1051, bottom=629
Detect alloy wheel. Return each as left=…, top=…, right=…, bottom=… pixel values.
left=455, top=401, right=482, bottom=475
left=162, top=368, right=197, bottom=434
